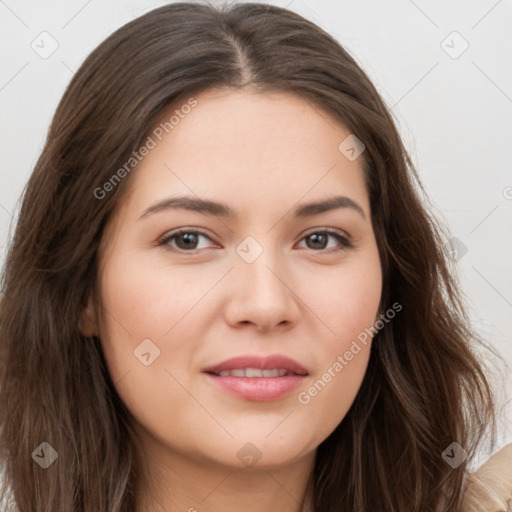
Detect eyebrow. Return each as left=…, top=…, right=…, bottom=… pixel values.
left=139, top=195, right=366, bottom=220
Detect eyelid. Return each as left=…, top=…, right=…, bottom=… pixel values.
left=300, top=226, right=350, bottom=240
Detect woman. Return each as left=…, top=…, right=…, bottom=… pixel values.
left=0, top=2, right=510, bottom=511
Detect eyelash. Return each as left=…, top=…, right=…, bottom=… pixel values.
left=157, top=227, right=353, bottom=254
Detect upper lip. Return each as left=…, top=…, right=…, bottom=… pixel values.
left=202, top=354, right=309, bottom=376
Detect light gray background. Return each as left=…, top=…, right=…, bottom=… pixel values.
left=1, top=0, right=511, bottom=467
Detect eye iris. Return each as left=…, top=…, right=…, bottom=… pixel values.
left=307, top=233, right=328, bottom=250
left=176, top=232, right=199, bottom=250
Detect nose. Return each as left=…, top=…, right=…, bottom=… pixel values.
left=223, top=248, right=301, bottom=333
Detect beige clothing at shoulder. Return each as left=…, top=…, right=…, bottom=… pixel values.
left=463, top=443, right=512, bottom=512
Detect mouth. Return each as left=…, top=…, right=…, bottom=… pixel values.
left=209, top=368, right=299, bottom=377
left=202, top=354, right=309, bottom=401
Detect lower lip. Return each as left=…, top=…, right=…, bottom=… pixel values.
left=203, top=373, right=307, bottom=401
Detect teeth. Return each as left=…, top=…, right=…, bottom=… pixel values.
left=245, top=368, right=263, bottom=377
left=216, top=368, right=290, bottom=377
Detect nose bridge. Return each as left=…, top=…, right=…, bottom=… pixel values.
left=235, top=233, right=288, bottom=299
left=224, top=233, right=299, bottom=330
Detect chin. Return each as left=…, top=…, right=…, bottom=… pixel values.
left=201, top=433, right=316, bottom=471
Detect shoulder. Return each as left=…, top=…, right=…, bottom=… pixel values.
left=462, top=443, right=512, bottom=512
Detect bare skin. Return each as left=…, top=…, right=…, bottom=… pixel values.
left=82, top=87, right=382, bottom=511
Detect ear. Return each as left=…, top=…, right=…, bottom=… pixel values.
left=79, top=293, right=99, bottom=337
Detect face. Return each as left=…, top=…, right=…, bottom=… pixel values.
left=84, top=87, right=382, bottom=473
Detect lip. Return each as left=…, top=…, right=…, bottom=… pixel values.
left=202, top=354, right=309, bottom=402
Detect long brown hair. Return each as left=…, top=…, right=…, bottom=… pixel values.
left=0, top=2, right=500, bottom=510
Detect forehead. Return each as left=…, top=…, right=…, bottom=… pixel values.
left=118, top=87, right=370, bottom=221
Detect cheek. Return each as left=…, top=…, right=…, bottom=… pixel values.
left=294, top=253, right=381, bottom=435
left=305, top=253, right=382, bottom=344
left=96, top=254, right=207, bottom=437
left=294, top=305, right=376, bottom=449
left=296, top=344, right=371, bottom=452
left=98, top=250, right=210, bottom=342
left=96, top=252, right=207, bottom=392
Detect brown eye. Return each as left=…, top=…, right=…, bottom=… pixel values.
left=159, top=229, right=215, bottom=252
left=158, top=228, right=353, bottom=254
left=298, top=229, right=353, bottom=252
